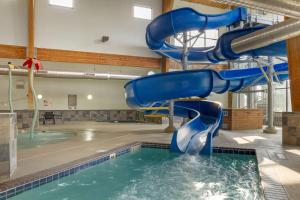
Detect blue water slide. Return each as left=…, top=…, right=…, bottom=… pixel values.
left=146, top=7, right=247, bottom=62
left=146, top=7, right=286, bottom=63
left=124, top=8, right=288, bottom=155
left=125, top=63, right=288, bottom=154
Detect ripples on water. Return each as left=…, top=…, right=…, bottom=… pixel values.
left=10, top=148, right=263, bottom=200
left=112, top=151, right=263, bottom=200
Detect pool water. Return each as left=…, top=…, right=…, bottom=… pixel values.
left=17, top=131, right=75, bottom=149
left=10, top=148, right=263, bottom=200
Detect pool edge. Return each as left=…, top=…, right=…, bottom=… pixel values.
left=0, top=142, right=289, bottom=200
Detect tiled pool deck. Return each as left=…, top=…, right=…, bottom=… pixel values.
left=0, top=121, right=299, bottom=199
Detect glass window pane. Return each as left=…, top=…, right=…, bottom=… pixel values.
left=49, top=0, right=73, bottom=8
left=173, top=33, right=183, bottom=47
left=206, top=39, right=217, bottom=47
left=190, top=30, right=199, bottom=37
left=274, top=88, right=287, bottom=112
left=133, top=6, right=152, bottom=20
left=174, top=38, right=183, bottom=47
left=193, top=38, right=205, bottom=47
left=205, top=29, right=219, bottom=39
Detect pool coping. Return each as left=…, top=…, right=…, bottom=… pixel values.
left=255, top=148, right=289, bottom=200
left=0, top=142, right=288, bottom=200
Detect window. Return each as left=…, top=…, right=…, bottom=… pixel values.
left=133, top=5, right=152, bottom=20
left=173, top=29, right=219, bottom=48
left=49, top=0, right=73, bottom=8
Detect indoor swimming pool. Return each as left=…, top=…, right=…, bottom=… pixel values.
left=17, top=131, right=75, bottom=149
left=8, top=147, right=263, bottom=200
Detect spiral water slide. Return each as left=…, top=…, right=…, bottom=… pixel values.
left=124, top=7, right=288, bottom=155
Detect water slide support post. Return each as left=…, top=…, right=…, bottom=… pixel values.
left=263, top=57, right=277, bottom=134
left=165, top=100, right=176, bottom=133
left=181, top=32, right=190, bottom=125
left=182, top=32, right=189, bottom=70
left=165, top=31, right=190, bottom=132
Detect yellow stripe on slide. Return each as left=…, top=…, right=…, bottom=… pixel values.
left=175, top=97, right=206, bottom=102
left=141, top=107, right=168, bottom=110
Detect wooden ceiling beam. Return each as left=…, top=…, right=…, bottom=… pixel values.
left=0, top=44, right=161, bottom=69
left=162, top=0, right=174, bottom=13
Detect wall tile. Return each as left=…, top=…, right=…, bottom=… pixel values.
left=1, top=110, right=147, bottom=129
left=282, top=112, right=300, bottom=146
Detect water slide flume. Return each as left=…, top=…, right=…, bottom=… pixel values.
left=146, top=7, right=286, bottom=63
left=125, top=63, right=288, bottom=154
left=125, top=8, right=288, bottom=155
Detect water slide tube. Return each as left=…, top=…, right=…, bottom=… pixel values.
left=125, top=63, right=288, bottom=154
left=146, top=7, right=286, bottom=63
left=125, top=8, right=288, bottom=155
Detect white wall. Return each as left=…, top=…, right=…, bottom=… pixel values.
left=35, top=0, right=161, bottom=57
left=0, top=0, right=162, bottom=57
left=0, top=58, right=157, bottom=110
left=0, top=0, right=28, bottom=46
left=0, top=75, right=129, bottom=110
left=174, top=0, right=226, bottom=14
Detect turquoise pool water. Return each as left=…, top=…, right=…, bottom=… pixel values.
left=10, top=148, right=263, bottom=200
left=17, top=131, right=75, bottom=149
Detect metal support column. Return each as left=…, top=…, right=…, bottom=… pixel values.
left=263, top=57, right=277, bottom=134
left=247, top=92, right=252, bottom=109
left=165, top=100, right=176, bottom=133
left=166, top=31, right=189, bottom=132
left=182, top=32, right=190, bottom=125
left=286, top=80, right=289, bottom=112
left=182, top=32, right=189, bottom=70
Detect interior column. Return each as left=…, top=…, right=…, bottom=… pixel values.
left=287, top=35, right=300, bottom=112
left=27, top=0, right=35, bottom=109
